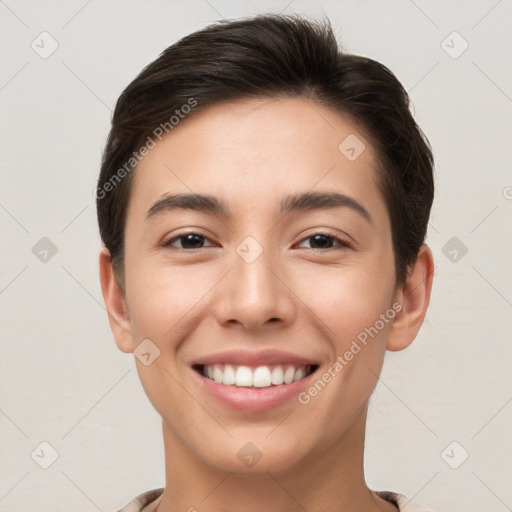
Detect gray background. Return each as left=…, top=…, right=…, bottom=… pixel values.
left=1, top=1, right=511, bottom=511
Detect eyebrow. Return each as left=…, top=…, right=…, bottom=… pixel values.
left=146, top=191, right=373, bottom=224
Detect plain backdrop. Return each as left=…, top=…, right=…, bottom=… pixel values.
left=1, top=1, right=511, bottom=511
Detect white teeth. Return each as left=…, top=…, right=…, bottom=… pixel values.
left=202, top=364, right=312, bottom=388
left=271, top=366, right=284, bottom=385
left=293, top=367, right=306, bottom=382
left=283, top=366, right=295, bottom=384
left=235, top=366, right=253, bottom=387
left=253, top=366, right=271, bottom=388
left=213, top=364, right=223, bottom=383
left=222, top=364, right=236, bottom=385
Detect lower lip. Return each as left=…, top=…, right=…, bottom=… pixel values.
left=192, top=368, right=317, bottom=413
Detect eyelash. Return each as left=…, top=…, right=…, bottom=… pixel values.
left=162, top=231, right=351, bottom=251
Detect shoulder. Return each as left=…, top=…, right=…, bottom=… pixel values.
left=116, top=488, right=437, bottom=512
left=374, top=490, right=437, bottom=512
left=115, top=488, right=164, bottom=512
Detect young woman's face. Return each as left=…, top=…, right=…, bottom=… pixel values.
left=121, top=97, right=401, bottom=474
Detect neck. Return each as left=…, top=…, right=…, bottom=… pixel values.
left=153, top=403, right=397, bottom=512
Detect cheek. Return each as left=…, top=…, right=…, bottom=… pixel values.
left=300, top=261, right=395, bottom=343
left=125, top=258, right=211, bottom=342
left=124, top=262, right=208, bottom=415
left=297, top=269, right=395, bottom=430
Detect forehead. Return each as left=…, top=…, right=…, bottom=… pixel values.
left=128, top=97, right=387, bottom=225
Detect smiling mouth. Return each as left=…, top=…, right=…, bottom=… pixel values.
left=193, top=363, right=319, bottom=388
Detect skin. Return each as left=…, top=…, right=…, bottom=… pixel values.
left=99, top=97, right=434, bottom=512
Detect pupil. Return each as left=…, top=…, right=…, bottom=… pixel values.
left=312, top=234, right=332, bottom=249
left=183, top=234, right=203, bottom=248
left=180, top=234, right=333, bottom=249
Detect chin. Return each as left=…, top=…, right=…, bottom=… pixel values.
left=196, top=434, right=310, bottom=476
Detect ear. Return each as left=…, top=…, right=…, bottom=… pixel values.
left=99, top=247, right=134, bottom=353
left=386, top=244, right=434, bottom=351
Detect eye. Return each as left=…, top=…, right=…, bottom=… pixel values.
left=295, top=232, right=351, bottom=250
left=163, top=232, right=216, bottom=250
left=162, top=231, right=351, bottom=251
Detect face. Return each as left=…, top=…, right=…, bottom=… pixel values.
left=117, top=97, right=402, bottom=475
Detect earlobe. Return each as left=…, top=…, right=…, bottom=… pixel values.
left=386, top=244, right=435, bottom=352
left=98, top=247, right=134, bottom=354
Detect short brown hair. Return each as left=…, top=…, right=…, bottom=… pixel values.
left=96, top=13, right=434, bottom=289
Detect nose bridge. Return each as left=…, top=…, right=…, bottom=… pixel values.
left=214, top=233, right=294, bottom=328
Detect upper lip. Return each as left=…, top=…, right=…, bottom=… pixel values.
left=191, top=349, right=319, bottom=367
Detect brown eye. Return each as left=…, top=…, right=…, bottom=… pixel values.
left=164, top=233, right=215, bottom=250
left=296, top=232, right=351, bottom=250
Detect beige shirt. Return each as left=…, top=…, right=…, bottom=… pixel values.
left=116, top=487, right=436, bottom=511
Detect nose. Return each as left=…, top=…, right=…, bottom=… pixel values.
left=213, top=239, right=296, bottom=331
